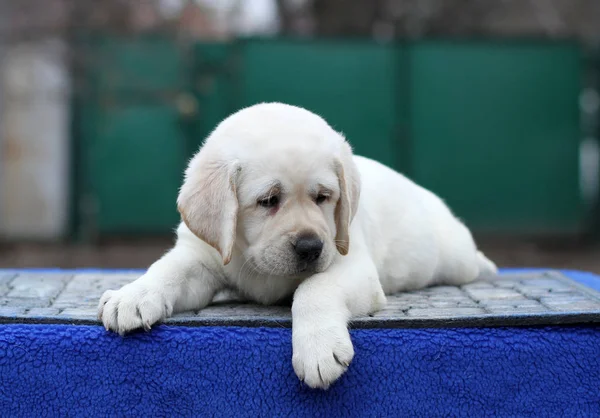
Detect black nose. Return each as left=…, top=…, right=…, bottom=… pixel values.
left=294, top=234, right=324, bottom=264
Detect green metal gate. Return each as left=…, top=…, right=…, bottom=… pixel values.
left=408, top=41, right=583, bottom=234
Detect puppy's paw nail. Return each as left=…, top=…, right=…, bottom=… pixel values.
left=97, top=281, right=168, bottom=335
left=333, top=353, right=349, bottom=367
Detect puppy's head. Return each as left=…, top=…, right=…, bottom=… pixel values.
left=177, top=103, right=360, bottom=277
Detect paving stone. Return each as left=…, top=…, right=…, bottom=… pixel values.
left=429, top=300, right=478, bottom=308
left=516, top=287, right=554, bottom=298
left=0, top=306, right=26, bottom=316
left=195, top=304, right=291, bottom=318
left=462, top=282, right=495, bottom=290
left=522, top=278, right=572, bottom=290
left=369, top=313, right=408, bottom=321
left=405, top=302, right=434, bottom=309
left=53, top=274, right=139, bottom=308
left=0, top=273, right=16, bottom=284
left=53, top=299, right=97, bottom=309
left=7, top=274, right=72, bottom=299
left=418, top=286, right=464, bottom=296
left=456, top=301, right=480, bottom=308
left=546, top=301, right=600, bottom=312
left=58, top=307, right=99, bottom=319
left=407, top=308, right=487, bottom=318
left=427, top=295, right=474, bottom=302
left=465, top=288, right=523, bottom=301
left=1, top=297, right=51, bottom=308
left=541, top=298, right=600, bottom=311
left=491, top=279, right=522, bottom=289
left=429, top=301, right=461, bottom=308
left=477, top=298, right=537, bottom=307
left=26, top=308, right=61, bottom=316
left=485, top=305, right=547, bottom=313
left=391, top=294, right=427, bottom=302
left=540, top=296, right=588, bottom=305
left=0, top=273, right=16, bottom=296
left=65, top=273, right=138, bottom=297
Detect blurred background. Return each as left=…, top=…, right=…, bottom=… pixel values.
left=1, top=0, right=600, bottom=271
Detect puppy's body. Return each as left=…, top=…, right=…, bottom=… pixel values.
left=98, top=103, right=496, bottom=389
left=353, top=156, right=495, bottom=293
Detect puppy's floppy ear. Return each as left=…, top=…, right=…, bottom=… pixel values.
left=334, top=142, right=361, bottom=256
left=177, top=154, right=240, bottom=265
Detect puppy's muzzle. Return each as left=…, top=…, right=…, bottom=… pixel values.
left=293, top=233, right=323, bottom=270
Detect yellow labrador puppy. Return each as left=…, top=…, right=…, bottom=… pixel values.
left=98, top=102, right=497, bottom=389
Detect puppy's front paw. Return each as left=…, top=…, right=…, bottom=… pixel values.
left=97, top=283, right=172, bottom=335
left=292, top=323, right=354, bottom=389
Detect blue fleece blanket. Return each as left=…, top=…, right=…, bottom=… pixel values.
left=1, top=270, right=599, bottom=417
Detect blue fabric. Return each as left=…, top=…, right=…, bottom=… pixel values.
left=1, top=269, right=600, bottom=417
left=1, top=324, right=599, bottom=417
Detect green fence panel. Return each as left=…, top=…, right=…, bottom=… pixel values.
left=190, top=42, right=237, bottom=152
left=79, top=37, right=192, bottom=235
left=88, top=36, right=188, bottom=96
left=235, top=39, right=407, bottom=171
left=87, top=104, right=187, bottom=232
left=408, top=41, right=583, bottom=234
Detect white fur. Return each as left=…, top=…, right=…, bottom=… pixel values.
left=98, top=103, right=497, bottom=390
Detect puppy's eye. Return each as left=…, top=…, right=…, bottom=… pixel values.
left=315, top=194, right=328, bottom=205
left=258, top=195, right=279, bottom=208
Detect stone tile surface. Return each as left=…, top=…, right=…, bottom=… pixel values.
left=0, top=270, right=599, bottom=328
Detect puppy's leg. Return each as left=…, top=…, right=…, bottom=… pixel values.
left=291, top=243, right=386, bottom=389
left=435, top=221, right=498, bottom=286
left=98, top=241, right=223, bottom=335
